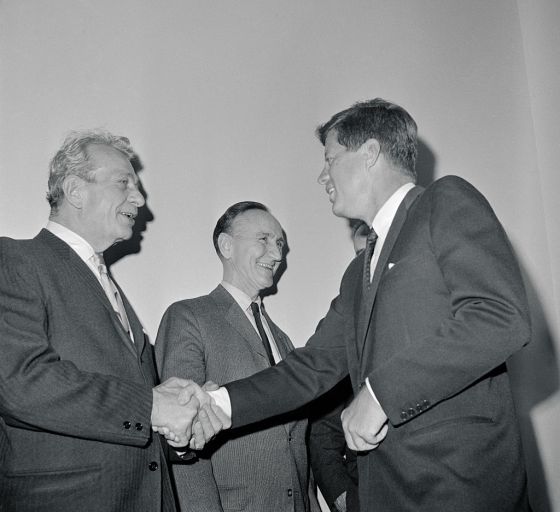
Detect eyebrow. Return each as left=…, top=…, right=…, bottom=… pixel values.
left=116, top=171, right=139, bottom=185
left=258, top=231, right=284, bottom=243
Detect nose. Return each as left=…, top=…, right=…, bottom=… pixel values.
left=269, top=241, right=283, bottom=261
left=317, top=165, right=329, bottom=185
left=129, top=185, right=145, bottom=207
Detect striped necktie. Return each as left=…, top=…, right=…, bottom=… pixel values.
left=93, top=253, right=132, bottom=339
left=363, top=228, right=378, bottom=287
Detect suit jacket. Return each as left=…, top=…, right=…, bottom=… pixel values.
left=155, top=285, right=310, bottom=512
left=225, top=176, right=531, bottom=511
left=0, top=229, right=175, bottom=512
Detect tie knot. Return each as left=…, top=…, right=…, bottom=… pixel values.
left=92, top=253, right=108, bottom=275
left=250, top=302, right=261, bottom=316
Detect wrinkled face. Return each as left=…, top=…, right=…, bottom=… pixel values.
left=317, top=130, right=369, bottom=220
left=225, top=209, right=284, bottom=298
left=79, top=144, right=145, bottom=251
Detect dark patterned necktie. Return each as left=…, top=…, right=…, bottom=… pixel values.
left=250, top=302, right=275, bottom=366
left=363, top=228, right=378, bottom=287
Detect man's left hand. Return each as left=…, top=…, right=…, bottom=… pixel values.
left=341, top=385, right=388, bottom=451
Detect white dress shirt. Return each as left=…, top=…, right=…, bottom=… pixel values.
left=45, top=220, right=134, bottom=342
left=46, top=221, right=99, bottom=276
left=220, top=281, right=282, bottom=363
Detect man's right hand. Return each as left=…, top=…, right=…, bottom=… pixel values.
left=151, top=378, right=231, bottom=450
left=151, top=377, right=200, bottom=446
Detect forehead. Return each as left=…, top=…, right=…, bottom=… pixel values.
left=232, top=209, right=283, bottom=236
left=86, top=143, right=135, bottom=175
left=324, top=130, right=346, bottom=155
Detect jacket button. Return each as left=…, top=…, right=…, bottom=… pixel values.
left=148, top=461, right=158, bottom=471
left=123, top=421, right=131, bottom=429
left=416, top=403, right=423, bottom=412
left=400, top=411, right=408, bottom=420
left=423, top=399, right=430, bottom=408
left=287, top=489, right=293, bottom=497
left=135, top=422, right=143, bottom=431
left=408, top=408, right=415, bottom=416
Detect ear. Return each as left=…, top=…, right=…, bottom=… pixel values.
left=62, top=175, right=87, bottom=209
left=361, top=138, right=381, bottom=168
left=218, top=232, right=233, bottom=259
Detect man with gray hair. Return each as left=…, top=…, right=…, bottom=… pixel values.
left=0, top=129, right=223, bottom=512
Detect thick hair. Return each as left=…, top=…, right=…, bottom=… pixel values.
left=316, top=98, right=418, bottom=180
left=47, top=129, right=134, bottom=212
left=213, top=201, right=269, bottom=256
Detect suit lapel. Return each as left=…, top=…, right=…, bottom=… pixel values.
left=113, top=279, right=145, bottom=358
left=210, top=286, right=269, bottom=362
left=262, top=309, right=291, bottom=360
left=37, top=230, right=137, bottom=357
left=357, top=187, right=423, bottom=360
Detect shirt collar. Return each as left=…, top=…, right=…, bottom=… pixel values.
left=372, top=182, right=415, bottom=238
left=46, top=220, right=97, bottom=264
left=221, top=281, right=260, bottom=312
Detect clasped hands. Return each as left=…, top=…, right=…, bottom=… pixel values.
left=151, top=378, right=230, bottom=450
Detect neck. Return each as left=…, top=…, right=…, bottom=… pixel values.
left=222, top=273, right=259, bottom=301
left=49, top=209, right=108, bottom=253
left=363, top=169, right=413, bottom=225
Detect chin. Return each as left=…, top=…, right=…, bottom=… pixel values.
left=332, top=204, right=350, bottom=219
left=119, top=228, right=134, bottom=241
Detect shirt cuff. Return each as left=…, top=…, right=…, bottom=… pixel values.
left=208, top=387, right=232, bottom=418
left=365, top=377, right=381, bottom=406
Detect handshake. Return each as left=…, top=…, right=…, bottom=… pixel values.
left=151, top=377, right=231, bottom=450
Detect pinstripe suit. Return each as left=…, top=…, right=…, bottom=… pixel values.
left=155, top=284, right=309, bottom=512
left=0, top=229, right=175, bottom=512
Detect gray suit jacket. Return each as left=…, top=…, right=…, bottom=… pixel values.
left=156, top=285, right=309, bottom=512
left=0, top=229, right=175, bottom=512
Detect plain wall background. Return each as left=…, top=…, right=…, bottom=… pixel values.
left=1, top=1, right=558, bottom=510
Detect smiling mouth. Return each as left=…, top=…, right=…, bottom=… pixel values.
left=120, top=212, right=137, bottom=222
left=257, top=262, right=274, bottom=272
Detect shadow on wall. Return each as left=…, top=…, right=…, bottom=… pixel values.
left=508, top=268, right=558, bottom=512
left=416, top=138, right=436, bottom=188
left=104, top=154, right=154, bottom=268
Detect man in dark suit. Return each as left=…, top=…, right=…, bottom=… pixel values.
left=182, top=98, right=531, bottom=511
left=0, top=129, right=220, bottom=512
left=156, top=202, right=314, bottom=512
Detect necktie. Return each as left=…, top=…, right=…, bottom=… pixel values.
left=93, top=253, right=132, bottom=338
left=363, top=228, right=378, bottom=287
left=250, top=302, right=275, bottom=366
